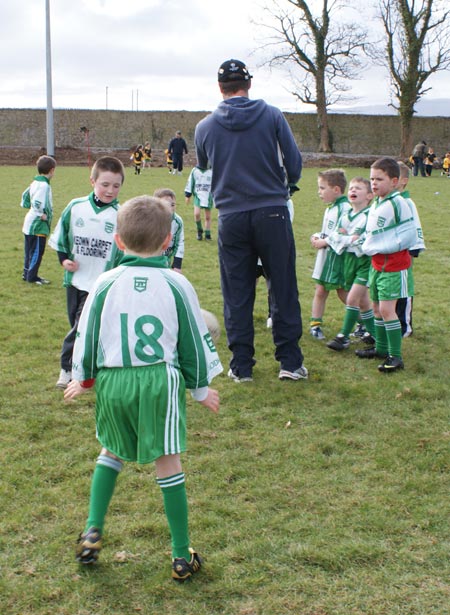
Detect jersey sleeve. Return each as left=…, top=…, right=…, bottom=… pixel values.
left=165, top=275, right=223, bottom=389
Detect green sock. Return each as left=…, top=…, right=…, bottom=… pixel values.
left=341, top=305, right=360, bottom=337
left=385, top=319, right=403, bottom=358
left=85, top=455, right=122, bottom=533
left=374, top=318, right=389, bottom=355
left=196, top=221, right=203, bottom=232
left=205, top=229, right=211, bottom=238
left=360, top=309, right=375, bottom=337
left=157, top=473, right=190, bottom=560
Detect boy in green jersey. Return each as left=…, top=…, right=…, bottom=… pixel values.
left=309, top=169, right=351, bottom=339
left=49, top=156, right=125, bottom=389
left=326, top=177, right=375, bottom=351
left=65, top=195, right=222, bottom=581
left=21, top=155, right=56, bottom=284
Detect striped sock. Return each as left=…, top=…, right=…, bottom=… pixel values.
left=360, top=309, right=375, bottom=337
left=85, top=454, right=123, bottom=533
left=374, top=318, right=389, bottom=355
left=157, top=473, right=190, bottom=560
left=341, top=305, right=360, bottom=337
left=384, top=319, right=403, bottom=358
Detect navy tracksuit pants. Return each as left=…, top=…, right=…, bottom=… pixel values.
left=218, top=206, right=304, bottom=377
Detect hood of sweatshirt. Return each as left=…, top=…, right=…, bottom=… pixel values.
left=212, top=97, right=268, bottom=131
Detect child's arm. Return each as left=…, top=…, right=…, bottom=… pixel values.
left=64, top=379, right=94, bottom=401
left=198, top=388, right=220, bottom=414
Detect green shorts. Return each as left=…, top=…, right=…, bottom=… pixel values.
left=95, top=363, right=186, bottom=464
left=313, top=248, right=344, bottom=289
left=343, top=252, right=371, bottom=290
left=369, top=267, right=414, bottom=303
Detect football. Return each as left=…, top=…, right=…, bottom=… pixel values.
left=200, top=309, right=221, bottom=343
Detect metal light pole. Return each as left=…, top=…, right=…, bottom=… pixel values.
left=45, top=0, right=55, bottom=156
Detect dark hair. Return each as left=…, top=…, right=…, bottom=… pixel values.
left=219, top=80, right=250, bottom=95
left=90, top=156, right=125, bottom=184
left=318, top=169, right=347, bottom=192
left=371, top=157, right=400, bottom=179
left=37, top=155, right=56, bottom=175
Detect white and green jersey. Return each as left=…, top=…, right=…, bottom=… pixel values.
left=184, top=167, right=213, bottom=209
left=164, top=212, right=184, bottom=265
left=72, top=255, right=223, bottom=393
left=312, top=196, right=351, bottom=282
left=361, top=190, right=415, bottom=257
left=327, top=205, right=370, bottom=257
left=401, top=190, right=425, bottom=252
left=21, top=176, right=53, bottom=236
left=49, top=193, right=121, bottom=291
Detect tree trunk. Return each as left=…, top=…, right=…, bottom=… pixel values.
left=316, top=78, right=332, bottom=152
left=400, top=118, right=414, bottom=159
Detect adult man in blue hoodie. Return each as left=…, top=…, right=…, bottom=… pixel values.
left=195, top=59, right=307, bottom=382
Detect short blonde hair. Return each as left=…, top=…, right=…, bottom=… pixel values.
left=349, top=176, right=372, bottom=192
left=397, top=161, right=410, bottom=179
left=154, top=187, right=176, bottom=202
left=117, top=196, right=172, bottom=254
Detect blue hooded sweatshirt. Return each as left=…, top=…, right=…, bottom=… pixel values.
left=194, top=97, right=302, bottom=214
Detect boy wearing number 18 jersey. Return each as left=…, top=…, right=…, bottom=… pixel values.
left=64, top=196, right=222, bottom=581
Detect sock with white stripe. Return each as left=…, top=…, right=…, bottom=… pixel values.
left=85, top=454, right=123, bottom=533
left=157, top=473, right=190, bottom=560
left=384, top=319, right=403, bottom=358
left=341, top=305, right=360, bottom=337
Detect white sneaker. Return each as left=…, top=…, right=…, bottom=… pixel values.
left=56, top=369, right=72, bottom=389
left=310, top=326, right=325, bottom=340
left=279, top=366, right=309, bottom=380
left=266, top=317, right=273, bottom=329
left=227, top=368, right=253, bottom=383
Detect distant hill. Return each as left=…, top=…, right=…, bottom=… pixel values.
left=330, top=98, right=450, bottom=117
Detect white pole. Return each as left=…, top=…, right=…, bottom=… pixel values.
left=45, top=0, right=54, bottom=156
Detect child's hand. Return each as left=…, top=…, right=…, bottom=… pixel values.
left=41, top=213, right=48, bottom=221
left=200, top=388, right=220, bottom=414
left=311, top=235, right=327, bottom=249
left=64, top=380, right=86, bottom=401
left=62, top=259, right=79, bottom=272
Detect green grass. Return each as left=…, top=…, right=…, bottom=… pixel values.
left=0, top=164, right=449, bottom=615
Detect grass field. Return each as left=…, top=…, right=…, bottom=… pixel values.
left=0, top=163, right=449, bottom=615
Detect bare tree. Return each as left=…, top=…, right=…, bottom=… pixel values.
left=375, top=0, right=450, bottom=156
left=256, top=0, right=368, bottom=152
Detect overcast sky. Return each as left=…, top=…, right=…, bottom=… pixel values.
left=1, top=0, right=448, bottom=114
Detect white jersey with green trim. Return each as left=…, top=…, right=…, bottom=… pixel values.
left=164, top=212, right=185, bottom=264
left=49, top=194, right=121, bottom=292
left=184, top=167, right=213, bottom=209
left=72, top=255, right=223, bottom=391
left=327, top=206, right=370, bottom=256
left=312, top=196, right=351, bottom=280
left=401, top=190, right=425, bottom=252
left=21, top=176, right=53, bottom=236
left=362, top=190, right=415, bottom=255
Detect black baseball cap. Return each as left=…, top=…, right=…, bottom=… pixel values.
left=218, top=59, right=253, bottom=83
